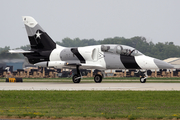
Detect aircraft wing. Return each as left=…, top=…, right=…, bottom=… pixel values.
left=9, top=49, right=34, bottom=53
left=66, top=63, right=104, bottom=69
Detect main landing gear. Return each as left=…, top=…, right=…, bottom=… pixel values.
left=72, top=66, right=103, bottom=83
left=138, top=70, right=148, bottom=83
left=94, top=74, right=102, bottom=83
left=72, top=66, right=81, bottom=83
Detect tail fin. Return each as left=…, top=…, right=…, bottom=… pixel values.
left=22, top=16, right=56, bottom=51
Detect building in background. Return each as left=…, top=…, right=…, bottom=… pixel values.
left=164, top=58, right=180, bottom=69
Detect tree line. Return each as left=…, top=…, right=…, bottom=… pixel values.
left=57, top=36, right=180, bottom=60
left=0, top=36, right=179, bottom=60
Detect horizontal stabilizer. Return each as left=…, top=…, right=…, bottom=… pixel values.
left=9, top=49, right=34, bottom=54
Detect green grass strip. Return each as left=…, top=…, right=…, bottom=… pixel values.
left=0, top=91, right=180, bottom=119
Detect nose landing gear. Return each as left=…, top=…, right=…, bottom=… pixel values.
left=140, top=77, right=146, bottom=83
left=138, top=70, right=148, bottom=83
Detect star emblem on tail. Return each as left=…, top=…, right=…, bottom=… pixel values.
left=35, top=30, right=42, bottom=39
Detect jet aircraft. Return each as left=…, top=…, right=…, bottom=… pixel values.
left=9, top=16, right=174, bottom=83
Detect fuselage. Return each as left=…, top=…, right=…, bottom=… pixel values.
left=33, top=44, right=173, bottom=70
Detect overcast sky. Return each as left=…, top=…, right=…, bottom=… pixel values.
left=1, top=0, right=180, bottom=48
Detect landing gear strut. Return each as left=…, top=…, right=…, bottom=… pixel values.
left=139, top=70, right=148, bottom=83
left=72, top=66, right=81, bottom=83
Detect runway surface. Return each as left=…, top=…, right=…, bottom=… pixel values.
left=0, top=82, right=180, bottom=90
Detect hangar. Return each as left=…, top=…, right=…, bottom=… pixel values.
left=164, top=58, right=180, bottom=69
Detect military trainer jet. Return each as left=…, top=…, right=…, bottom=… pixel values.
left=9, top=16, right=173, bottom=83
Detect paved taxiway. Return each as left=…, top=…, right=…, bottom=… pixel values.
left=0, top=82, right=180, bottom=90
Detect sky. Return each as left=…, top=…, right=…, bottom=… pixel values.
left=0, top=0, right=180, bottom=49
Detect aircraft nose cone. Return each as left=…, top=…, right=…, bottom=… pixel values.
left=154, top=59, right=174, bottom=69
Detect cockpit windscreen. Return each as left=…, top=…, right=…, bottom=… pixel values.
left=101, top=45, right=143, bottom=56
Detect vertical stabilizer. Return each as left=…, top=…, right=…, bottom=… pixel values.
left=22, top=16, right=56, bottom=51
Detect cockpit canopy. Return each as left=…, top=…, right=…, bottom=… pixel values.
left=101, top=45, right=143, bottom=56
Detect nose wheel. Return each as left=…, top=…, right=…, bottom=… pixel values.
left=138, top=70, right=148, bottom=83
left=140, top=77, right=146, bottom=83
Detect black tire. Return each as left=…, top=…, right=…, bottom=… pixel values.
left=94, top=74, right=102, bottom=83
left=140, top=77, right=146, bottom=83
left=72, top=74, right=81, bottom=83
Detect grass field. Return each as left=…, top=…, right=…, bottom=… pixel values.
left=0, top=91, right=180, bottom=119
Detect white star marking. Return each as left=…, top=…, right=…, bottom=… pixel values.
left=36, top=31, right=42, bottom=39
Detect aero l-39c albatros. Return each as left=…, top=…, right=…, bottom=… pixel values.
left=9, top=16, right=174, bottom=83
